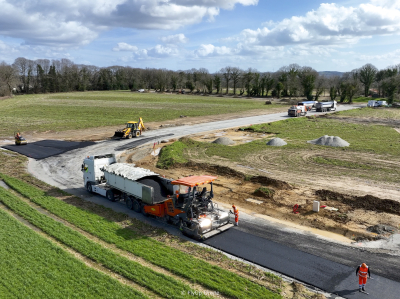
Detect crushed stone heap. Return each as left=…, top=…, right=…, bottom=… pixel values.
left=307, top=135, right=350, bottom=147
left=266, top=138, right=287, bottom=146
left=102, top=163, right=158, bottom=180
left=212, top=137, right=235, bottom=145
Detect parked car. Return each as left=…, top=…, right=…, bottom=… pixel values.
left=367, top=100, right=388, bottom=107
left=138, top=89, right=145, bottom=93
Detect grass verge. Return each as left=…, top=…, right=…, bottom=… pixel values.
left=0, top=173, right=281, bottom=299
left=0, top=204, right=146, bottom=298
left=0, top=184, right=207, bottom=299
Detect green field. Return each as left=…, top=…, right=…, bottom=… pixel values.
left=336, top=106, right=400, bottom=119
left=0, top=205, right=145, bottom=299
left=0, top=173, right=282, bottom=299
left=157, top=110, right=400, bottom=184
left=0, top=91, right=280, bottom=137
left=158, top=115, right=400, bottom=166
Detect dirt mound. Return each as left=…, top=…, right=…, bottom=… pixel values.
left=266, top=138, right=287, bottom=146
left=212, top=137, right=235, bottom=145
left=308, top=135, right=349, bottom=147
left=367, top=224, right=397, bottom=235
left=184, top=161, right=292, bottom=190
left=316, top=189, right=400, bottom=215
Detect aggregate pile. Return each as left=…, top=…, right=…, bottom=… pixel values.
left=102, top=163, right=158, bottom=180
left=266, top=138, right=287, bottom=146
left=212, top=137, right=235, bottom=145
left=307, top=135, right=350, bottom=147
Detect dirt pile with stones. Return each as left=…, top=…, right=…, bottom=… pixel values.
left=308, top=135, right=350, bottom=147
left=266, top=138, right=287, bottom=146
left=212, top=137, right=235, bottom=145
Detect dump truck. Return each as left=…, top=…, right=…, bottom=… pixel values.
left=297, top=100, right=318, bottom=111
left=315, top=101, right=337, bottom=112
left=288, top=105, right=307, bottom=117
left=14, top=132, right=27, bottom=145
left=81, top=154, right=233, bottom=240
left=113, top=117, right=145, bottom=139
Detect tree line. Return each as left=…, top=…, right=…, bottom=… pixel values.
left=1, top=57, right=400, bottom=103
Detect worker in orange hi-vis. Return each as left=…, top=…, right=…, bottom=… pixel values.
left=356, top=263, right=371, bottom=293
left=230, top=204, right=239, bottom=226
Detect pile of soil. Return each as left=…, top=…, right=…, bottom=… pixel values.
left=212, top=137, right=235, bottom=145
left=308, top=135, right=350, bottom=147
left=367, top=224, right=397, bottom=235
left=316, top=189, right=400, bottom=215
left=266, top=138, right=287, bottom=146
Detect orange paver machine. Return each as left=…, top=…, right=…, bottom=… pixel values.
left=82, top=154, right=233, bottom=240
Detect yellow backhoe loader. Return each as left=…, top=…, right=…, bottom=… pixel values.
left=113, top=118, right=145, bottom=139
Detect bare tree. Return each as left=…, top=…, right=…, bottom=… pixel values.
left=358, top=63, right=378, bottom=97
left=314, top=76, right=326, bottom=101
left=230, top=67, right=241, bottom=95
left=0, top=62, right=18, bottom=96
left=297, top=66, right=318, bottom=100
left=221, top=66, right=232, bottom=94
left=213, top=73, right=222, bottom=94
left=264, top=73, right=275, bottom=97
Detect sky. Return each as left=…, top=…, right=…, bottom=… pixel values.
left=1, top=0, right=400, bottom=72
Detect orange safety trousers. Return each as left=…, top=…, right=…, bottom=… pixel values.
left=359, top=276, right=367, bottom=285
left=233, top=208, right=239, bottom=223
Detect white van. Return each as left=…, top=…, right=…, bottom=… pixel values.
left=367, top=100, right=388, bottom=107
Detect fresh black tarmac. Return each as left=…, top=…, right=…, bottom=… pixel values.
left=205, top=228, right=400, bottom=298
left=2, top=140, right=95, bottom=159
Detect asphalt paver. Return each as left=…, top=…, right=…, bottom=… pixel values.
left=205, top=228, right=400, bottom=298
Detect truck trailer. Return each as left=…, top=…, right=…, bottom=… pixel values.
left=315, top=101, right=337, bottom=112
left=81, top=154, right=233, bottom=240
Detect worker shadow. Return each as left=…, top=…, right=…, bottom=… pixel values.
left=335, top=288, right=359, bottom=296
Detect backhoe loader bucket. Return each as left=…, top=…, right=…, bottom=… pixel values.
left=113, top=130, right=125, bottom=138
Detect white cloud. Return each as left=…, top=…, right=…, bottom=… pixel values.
left=147, top=45, right=179, bottom=57
left=113, top=42, right=138, bottom=52
left=357, top=49, right=400, bottom=61
left=236, top=2, right=400, bottom=47
left=113, top=43, right=179, bottom=59
left=195, top=44, right=232, bottom=56
left=160, top=34, right=188, bottom=44
left=0, top=0, right=257, bottom=47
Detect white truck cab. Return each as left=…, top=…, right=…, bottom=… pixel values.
left=81, top=154, right=116, bottom=193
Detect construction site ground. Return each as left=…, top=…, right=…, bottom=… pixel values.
left=4, top=102, right=400, bottom=298
left=127, top=120, right=400, bottom=245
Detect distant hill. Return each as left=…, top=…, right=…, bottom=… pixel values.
left=318, top=71, right=344, bottom=78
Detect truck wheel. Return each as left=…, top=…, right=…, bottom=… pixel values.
left=132, top=200, right=141, bottom=213
left=106, top=190, right=115, bottom=202
left=135, top=131, right=140, bottom=138
left=128, top=133, right=132, bottom=139
left=86, top=182, right=93, bottom=193
left=126, top=197, right=133, bottom=210
left=141, top=205, right=148, bottom=216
